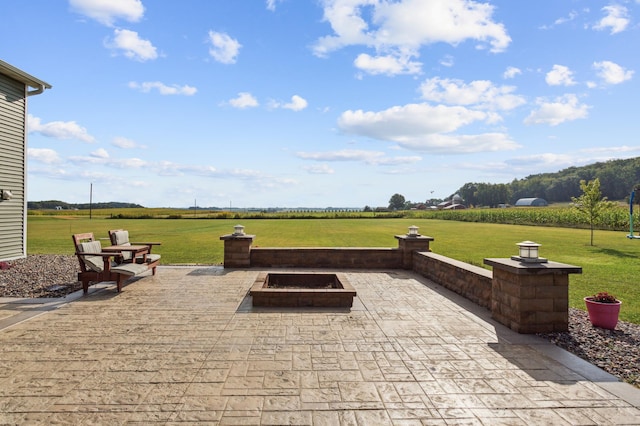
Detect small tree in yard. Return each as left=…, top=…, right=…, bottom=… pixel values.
left=571, top=178, right=614, bottom=246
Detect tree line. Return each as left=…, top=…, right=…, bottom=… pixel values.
left=28, top=200, right=144, bottom=210
left=454, top=157, right=640, bottom=207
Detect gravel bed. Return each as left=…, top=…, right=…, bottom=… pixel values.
left=538, top=308, right=640, bottom=387
left=0, top=255, right=82, bottom=298
left=0, top=255, right=638, bottom=387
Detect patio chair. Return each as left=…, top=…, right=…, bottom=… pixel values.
left=107, top=229, right=161, bottom=265
left=72, top=232, right=156, bottom=293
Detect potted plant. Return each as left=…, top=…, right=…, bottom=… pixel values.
left=584, top=292, right=622, bottom=330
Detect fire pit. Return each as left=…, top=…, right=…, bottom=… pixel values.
left=250, top=272, right=356, bottom=308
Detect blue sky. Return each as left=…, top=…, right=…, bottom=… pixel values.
left=2, top=0, right=639, bottom=208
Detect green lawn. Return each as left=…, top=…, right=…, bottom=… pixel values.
left=27, top=215, right=640, bottom=323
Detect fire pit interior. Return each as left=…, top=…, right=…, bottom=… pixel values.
left=250, top=272, right=356, bottom=308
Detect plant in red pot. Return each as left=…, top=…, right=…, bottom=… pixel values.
left=584, top=292, right=621, bottom=330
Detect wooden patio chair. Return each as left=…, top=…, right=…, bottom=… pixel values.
left=72, top=232, right=155, bottom=293
left=107, top=229, right=161, bottom=265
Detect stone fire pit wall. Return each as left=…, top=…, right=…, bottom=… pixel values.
left=220, top=230, right=581, bottom=334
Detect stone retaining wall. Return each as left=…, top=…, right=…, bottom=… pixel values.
left=413, top=251, right=492, bottom=309
left=250, top=247, right=401, bottom=269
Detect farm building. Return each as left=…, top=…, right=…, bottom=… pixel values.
left=437, top=194, right=465, bottom=210
left=515, top=197, right=548, bottom=207
left=0, top=60, right=51, bottom=261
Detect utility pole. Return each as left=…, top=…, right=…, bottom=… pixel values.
left=89, top=183, right=93, bottom=220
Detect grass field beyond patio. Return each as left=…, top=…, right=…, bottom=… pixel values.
left=27, top=215, right=640, bottom=324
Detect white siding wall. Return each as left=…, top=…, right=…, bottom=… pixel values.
left=0, top=74, right=27, bottom=261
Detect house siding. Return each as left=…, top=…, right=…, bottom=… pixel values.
left=0, top=74, right=27, bottom=261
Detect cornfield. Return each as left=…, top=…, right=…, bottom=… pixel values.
left=407, top=206, right=634, bottom=232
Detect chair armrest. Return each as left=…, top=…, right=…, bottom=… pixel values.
left=131, top=242, right=161, bottom=246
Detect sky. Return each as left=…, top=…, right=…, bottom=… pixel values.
left=1, top=0, right=639, bottom=208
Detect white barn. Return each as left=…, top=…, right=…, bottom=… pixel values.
left=515, top=198, right=548, bottom=207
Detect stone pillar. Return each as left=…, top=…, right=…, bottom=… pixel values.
left=483, top=258, right=582, bottom=333
left=220, top=233, right=255, bottom=268
left=395, top=234, right=434, bottom=269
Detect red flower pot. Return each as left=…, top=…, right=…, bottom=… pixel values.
left=584, top=297, right=621, bottom=330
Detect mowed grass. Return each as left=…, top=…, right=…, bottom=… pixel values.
left=27, top=215, right=640, bottom=324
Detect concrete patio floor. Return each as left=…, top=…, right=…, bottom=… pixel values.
left=1, top=267, right=639, bottom=425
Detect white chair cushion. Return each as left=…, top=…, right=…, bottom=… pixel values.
left=111, top=263, right=149, bottom=276
left=136, top=253, right=161, bottom=264
left=112, top=230, right=129, bottom=245
left=112, top=231, right=133, bottom=261
left=78, top=240, right=104, bottom=272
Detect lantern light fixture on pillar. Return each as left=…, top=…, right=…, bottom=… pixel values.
left=233, top=224, right=245, bottom=236
left=407, top=225, right=420, bottom=237
left=511, top=241, right=547, bottom=263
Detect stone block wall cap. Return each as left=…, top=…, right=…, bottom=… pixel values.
left=484, top=257, right=582, bottom=274
left=220, top=234, right=256, bottom=240
left=394, top=234, right=434, bottom=241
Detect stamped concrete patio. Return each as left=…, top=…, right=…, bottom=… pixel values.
left=1, top=267, right=639, bottom=424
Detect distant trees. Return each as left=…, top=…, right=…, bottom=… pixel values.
left=453, top=157, right=640, bottom=204
left=27, top=201, right=144, bottom=210
left=388, top=193, right=406, bottom=210
left=571, top=178, right=614, bottom=246
left=455, top=182, right=510, bottom=208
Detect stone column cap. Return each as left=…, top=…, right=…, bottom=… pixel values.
left=220, top=234, right=256, bottom=241
left=394, top=234, right=434, bottom=241
left=484, top=258, right=582, bottom=275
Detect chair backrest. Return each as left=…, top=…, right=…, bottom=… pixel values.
left=108, top=229, right=132, bottom=261
left=72, top=233, right=104, bottom=273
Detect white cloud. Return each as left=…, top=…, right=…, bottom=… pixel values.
left=296, top=149, right=422, bottom=165
left=283, top=95, right=308, bottom=111
left=106, top=29, right=158, bottom=61
left=28, top=114, right=96, bottom=143
left=303, top=164, right=335, bottom=174
left=398, top=132, right=518, bottom=153
left=313, top=0, right=510, bottom=75
left=112, top=136, right=145, bottom=149
left=369, top=155, right=422, bottom=166
left=593, top=60, right=634, bottom=84
left=505, top=153, right=575, bottom=170
left=336, top=103, right=519, bottom=153
left=28, top=148, right=61, bottom=164
left=593, top=5, right=629, bottom=34
left=503, top=66, right=521, bottom=79
left=90, top=148, right=110, bottom=159
left=69, top=0, right=144, bottom=26
left=354, top=53, right=422, bottom=75
left=539, top=10, right=579, bottom=30
left=208, top=31, right=241, bottom=64
left=580, top=145, right=640, bottom=154
left=265, top=0, right=283, bottom=11
left=439, top=55, right=454, bottom=67
left=524, top=94, right=589, bottom=126
left=69, top=154, right=147, bottom=169
left=297, top=149, right=386, bottom=162
left=545, top=65, right=576, bottom=86
left=554, top=10, right=578, bottom=26
left=229, top=92, right=259, bottom=109
left=271, top=95, right=308, bottom=111
left=419, top=77, right=525, bottom=111
left=128, top=81, right=197, bottom=95
left=339, top=103, right=487, bottom=137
